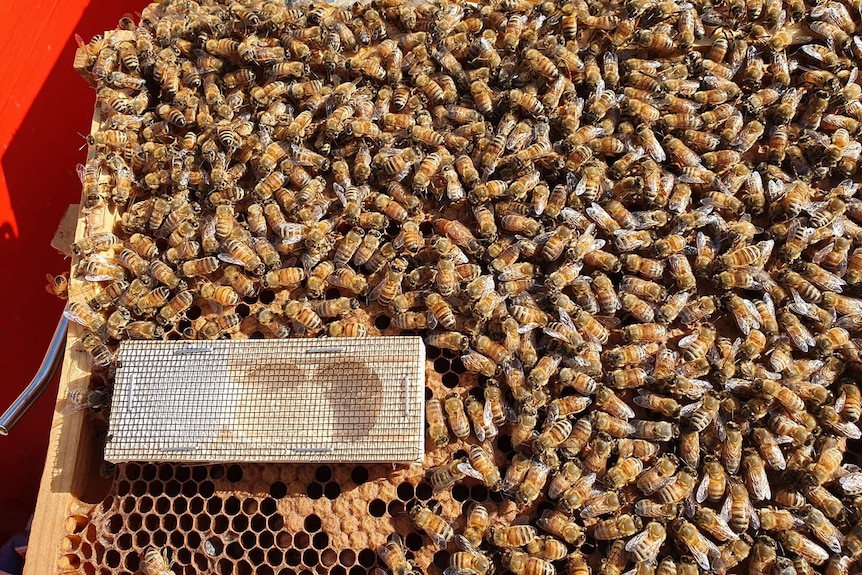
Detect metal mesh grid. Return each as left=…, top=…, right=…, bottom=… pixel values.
left=105, top=338, right=425, bottom=463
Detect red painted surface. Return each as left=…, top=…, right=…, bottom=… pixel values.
left=0, top=0, right=148, bottom=545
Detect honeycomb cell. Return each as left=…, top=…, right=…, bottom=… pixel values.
left=142, top=465, right=158, bottom=481
left=277, top=532, right=293, bottom=549
left=171, top=531, right=185, bottom=549
left=187, top=531, right=201, bottom=549
left=176, top=548, right=192, bottom=565
left=374, top=315, right=391, bottom=330
left=450, top=358, right=466, bottom=374
left=294, top=532, right=311, bottom=549
left=332, top=566, right=347, bottom=575
left=172, top=465, right=190, bottom=482
left=316, top=466, right=333, bottom=483
left=287, top=549, right=302, bottom=566
left=433, top=358, right=450, bottom=374
left=209, top=465, right=226, bottom=480
left=206, top=496, right=223, bottom=515
left=405, top=533, right=423, bottom=552
left=387, top=500, right=404, bottom=516
left=179, top=513, right=193, bottom=531
left=194, top=552, right=209, bottom=571
left=135, top=496, right=152, bottom=514
left=105, top=549, right=121, bottom=569
left=116, top=533, right=132, bottom=551
left=303, top=549, right=319, bottom=566
left=368, top=499, right=386, bottom=517
left=162, top=513, right=178, bottom=531
left=134, top=531, right=150, bottom=550
left=152, top=530, right=168, bottom=547
left=182, top=481, right=198, bottom=498
left=350, top=467, right=369, bottom=485
left=452, top=484, right=470, bottom=502
left=213, top=515, right=229, bottom=535
left=488, top=490, right=505, bottom=503
left=268, top=548, right=283, bottom=566
left=225, top=496, right=242, bottom=515
left=259, top=290, right=276, bottom=305
left=324, top=481, right=342, bottom=500
left=131, top=481, right=147, bottom=497
left=307, top=482, right=323, bottom=500
left=158, top=464, right=175, bottom=482
left=426, top=345, right=441, bottom=360
left=433, top=551, right=450, bottom=569
left=148, top=481, right=165, bottom=497
left=115, top=480, right=130, bottom=496
left=357, top=549, right=376, bottom=568
left=259, top=531, right=275, bottom=548
left=217, top=559, right=233, bottom=573
left=339, top=549, right=356, bottom=567
left=397, top=482, right=415, bottom=501
left=261, top=497, right=278, bottom=515
left=305, top=515, right=322, bottom=532
left=270, top=481, right=288, bottom=498
left=186, top=305, right=202, bottom=320
left=471, top=485, right=489, bottom=501
left=127, top=513, right=143, bottom=532
left=321, top=548, right=338, bottom=567
left=241, top=531, right=256, bottom=550
left=226, top=541, right=244, bottom=560
left=269, top=515, right=285, bottom=531
left=441, top=372, right=459, bottom=388
left=205, top=536, right=224, bottom=556
left=251, top=513, right=267, bottom=532
left=173, top=497, right=189, bottom=514
left=242, top=498, right=259, bottom=515
left=232, top=514, right=250, bottom=533
left=124, top=551, right=140, bottom=573
left=195, top=514, right=212, bottom=532
left=313, top=532, right=329, bottom=550
left=415, top=483, right=433, bottom=500
left=191, top=466, right=207, bottom=482
left=124, top=463, right=141, bottom=480
left=249, top=549, right=266, bottom=568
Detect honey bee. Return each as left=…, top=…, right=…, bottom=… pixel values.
left=410, top=504, right=454, bottom=550
left=671, top=520, right=719, bottom=571
left=456, top=502, right=491, bottom=550
left=378, top=534, right=415, bottom=575
left=501, top=550, right=554, bottom=575
left=626, top=522, right=666, bottom=564
left=537, top=509, right=585, bottom=545
left=426, top=397, right=449, bottom=448
left=781, top=531, right=829, bottom=566
left=141, top=546, right=172, bottom=575
left=489, top=524, right=537, bottom=549
left=467, top=443, right=502, bottom=491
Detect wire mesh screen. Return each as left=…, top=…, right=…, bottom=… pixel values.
left=105, top=337, right=425, bottom=464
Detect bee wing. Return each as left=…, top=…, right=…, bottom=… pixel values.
left=836, top=389, right=847, bottom=412
left=678, top=400, right=702, bottom=419
left=713, top=413, right=727, bottom=442
left=217, top=253, right=247, bottom=266
left=453, top=534, right=479, bottom=555
left=677, top=333, right=700, bottom=349
left=332, top=182, right=347, bottom=206
left=694, top=471, right=709, bottom=503
left=482, top=399, right=496, bottom=431
left=457, top=461, right=485, bottom=481
left=839, top=472, right=862, bottom=495
left=830, top=419, right=862, bottom=439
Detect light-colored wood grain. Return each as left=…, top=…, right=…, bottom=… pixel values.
left=25, top=111, right=114, bottom=575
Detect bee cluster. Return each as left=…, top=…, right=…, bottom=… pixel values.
left=62, top=0, right=862, bottom=573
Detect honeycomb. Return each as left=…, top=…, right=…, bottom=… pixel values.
left=59, top=358, right=521, bottom=575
